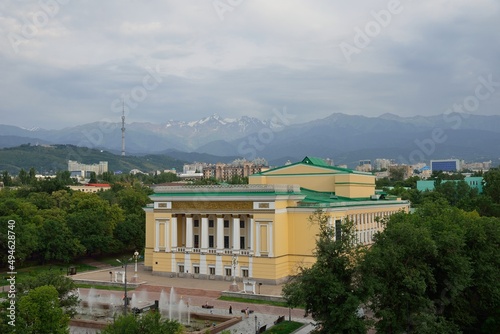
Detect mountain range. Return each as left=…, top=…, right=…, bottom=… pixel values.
left=1, top=112, right=500, bottom=168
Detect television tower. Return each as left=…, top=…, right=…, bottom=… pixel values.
left=121, top=100, right=125, bottom=156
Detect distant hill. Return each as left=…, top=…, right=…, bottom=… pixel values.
left=0, top=144, right=187, bottom=175
left=1, top=112, right=500, bottom=168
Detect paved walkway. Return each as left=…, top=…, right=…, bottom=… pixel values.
left=70, top=262, right=313, bottom=333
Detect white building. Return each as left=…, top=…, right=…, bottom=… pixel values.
left=68, top=160, right=108, bottom=178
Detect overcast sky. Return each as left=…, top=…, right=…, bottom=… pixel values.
left=1, top=0, right=499, bottom=129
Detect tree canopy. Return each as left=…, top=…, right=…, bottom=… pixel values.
left=283, top=210, right=367, bottom=333
left=101, top=311, right=183, bottom=334
left=283, top=202, right=500, bottom=333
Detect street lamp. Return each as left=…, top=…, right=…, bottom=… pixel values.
left=116, top=255, right=133, bottom=315
left=255, top=315, right=258, bottom=334
left=133, top=250, right=139, bottom=282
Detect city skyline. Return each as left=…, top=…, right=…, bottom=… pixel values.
left=1, top=1, right=499, bottom=129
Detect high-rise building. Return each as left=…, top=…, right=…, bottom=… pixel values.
left=68, top=160, right=108, bottom=178
left=430, top=159, right=460, bottom=172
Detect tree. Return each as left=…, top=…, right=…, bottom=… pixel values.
left=1, top=170, right=13, bottom=186
left=89, top=171, right=98, bottom=183
left=482, top=168, right=500, bottom=205
left=18, top=168, right=29, bottom=185
left=434, top=180, right=479, bottom=211
left=28, top=167, right=36, bottom=184
left=361, top=202, right=500, bottom=333
left=67, top=192, right=123, bottom=255
left=282, top=210, right=366, bottom=333
left=101, top=311, right=183, bottom=334
left=38, top=218, right=86, bottom=263
left=18, top=271, right=80, bottom=317
left=17, top=285, right=70, bottom=334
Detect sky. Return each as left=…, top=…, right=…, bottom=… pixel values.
left=0, top=0, right=499, bottom=129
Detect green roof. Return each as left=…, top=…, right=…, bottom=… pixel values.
left=252, top=156, right=372, bottom=176
left=302, top=156, right=331, bottom=167
left=297, top=187, right=407, bottom=208
left=150, top=184, right=303, bottom=197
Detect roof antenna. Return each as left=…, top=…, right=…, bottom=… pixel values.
left=121, top=99, right=125, bottom=156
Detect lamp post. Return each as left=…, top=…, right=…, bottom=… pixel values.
left=117, top=254, right=133, bottom=315
left=133, top=250, right=139, bottom=282
left=255, top=315, right=258, bottom=334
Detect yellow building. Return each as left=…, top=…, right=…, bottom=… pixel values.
left=144, top=157, right=410, bottom=284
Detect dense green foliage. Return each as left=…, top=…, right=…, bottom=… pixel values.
left=100, top=311, right=184, bottom=334
left=0, top=180, right=152, bottom=267
left=378, top=168, right=500, bottom=218
left=17, top=271, right=80, bottom=317
left=263, top=321, right=304, bottom=333
left=284, top=203, right=500, bottom=333
left=17, top=285, right=70, bottom=334
left=283, top=211, right=367, bottom=333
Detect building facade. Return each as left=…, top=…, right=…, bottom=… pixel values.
left=417, top=176, right=484, bottom=193
left=68, top=160, right=108, bottom=178
left=144, top=157, right=410, bottom=284
left=202, top=160, right=268, bottom=181
left=430, top=159, right=461, bottom=172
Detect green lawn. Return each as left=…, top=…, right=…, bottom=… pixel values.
left=218, top=295, right=289, bottom=308
left=263, top=321, right=304, bottom=333
left=1, top=263, right=97, bottom=284
left=95, top=255, right=144, bottom=267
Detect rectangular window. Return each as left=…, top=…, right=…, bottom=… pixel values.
left=335, top=219, right=342, bottom=241
left=194, top=266, right=200, bottom=274
left=224, top=220, right=229, bottom=228
left=240, top=236, right=245, bottom=249
left=225, top=268, right=232, bottom=276
left=209, top=219, right=214, bottom=228
left=224, top=236, right=230, bottom=249
left=178, top=265, right=184, bottom=273
left=209, top=235, right=214, bottom=248
left=194, top=219, right=199, bottom=227
left=242, top=269, right=249, bottom=278
left=194, top=235, right=199, bottom=248
left=209, top=267, right=215, bottom=275
left=240, top=220, right=245, bottom=228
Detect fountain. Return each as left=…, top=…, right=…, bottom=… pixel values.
left=73, top=287, right=240, bottom=333
left=87, top=287, right=97, bottom=313
left=138, top=289, right=149, bottom=305
left=130, top=293, right=138, bottom=309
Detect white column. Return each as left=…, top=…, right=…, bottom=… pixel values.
left=249, top=217, right=254, bottom=251
left=268, top=222, right=274, bottom=257
left=216, top=255, right=223, bottom=276
left=171, top=216, right=177, bottom=250
left=217, top=216, right=224, bottom=251
left=184, top=253, right=191, bottom=274
left=201, top=216, right=209, bottom=250
left=154, top=220, right=160, bottom=251
left=232, top=216, right=240, bottom=251
left=200, top=254, right=207, bottom=274
left=186, top=216, right=193, bottom=249
left=164, top=221, right=169, bottom=252
left=255, top=222, right=261, bottom=256
left=248, top=256, right=253, bottom=278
